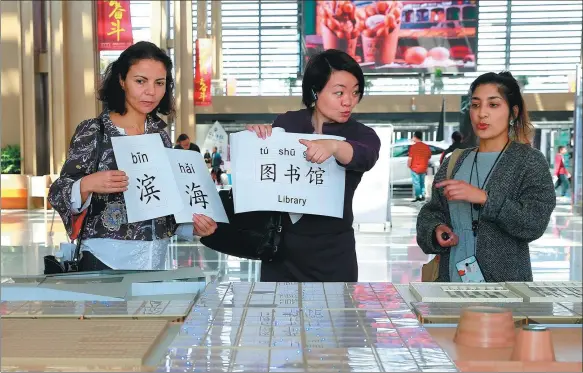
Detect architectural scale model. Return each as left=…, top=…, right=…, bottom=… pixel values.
left=505, top=282, right=583, bottom=303
left=158, top=282, right=459, bottom=372
left=409, top=282, right=523, bottom=303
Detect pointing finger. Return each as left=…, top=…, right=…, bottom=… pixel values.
left=299, top=139, right=311, bottom=147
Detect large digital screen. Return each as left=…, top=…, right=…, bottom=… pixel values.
left=304, top=0, right=478, bottom=74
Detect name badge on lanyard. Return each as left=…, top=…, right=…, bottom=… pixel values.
left=456, top=255, right=486, bottom=283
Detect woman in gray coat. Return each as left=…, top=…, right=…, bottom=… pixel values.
left=417, top=72, right=556, bottom=282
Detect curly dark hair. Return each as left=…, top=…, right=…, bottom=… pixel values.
left=98, top=41, right=175, bottom=117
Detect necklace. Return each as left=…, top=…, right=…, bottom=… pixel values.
left=469, top=139, right=510, bottom=237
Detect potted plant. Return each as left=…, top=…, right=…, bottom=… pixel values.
left=517, top=75, right=529, bottom=92
left=284, top=76, right=298, bottom=96
left=1, top=145, right=21, bottom=174
left=364, top=78, right=373, bottom=94
left=1, top=145, right=28, bottom=209
left=431, top=68, right=444, bottom=94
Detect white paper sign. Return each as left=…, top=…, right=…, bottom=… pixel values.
left=167, top=148, right=229, bottom=224
left=230, top=130, right=346, bottom=218
left=111, top=134, right=183, bottom=223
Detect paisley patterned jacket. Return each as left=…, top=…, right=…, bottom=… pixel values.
left=48, top=110, right=177, bottom=241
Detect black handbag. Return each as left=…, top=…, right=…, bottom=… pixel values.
left=44, top=120, right=105, bottom=274
left=200, top=188, right=283, bottom=261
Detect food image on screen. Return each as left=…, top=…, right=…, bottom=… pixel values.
left=305, top=0, right=478, bottom=73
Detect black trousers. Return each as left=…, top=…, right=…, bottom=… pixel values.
left=78, top=251, right=111, bottom=271
left=260, top=230, right=358, bottom=282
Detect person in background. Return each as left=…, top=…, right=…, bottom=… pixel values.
left=416, top=71, right=556, bottom=282
left=408, top=131, right=432, bottom=202
left=48, top=42, right=192, bottom=271
left=174, top=133, right=200, bottom=152
left=193, top=49, right=381, bottom=282
left=211, top=146, right=222, bottom=172
left=440, top=131, right=465, bottom=164
left=210, top=168, right=224, bottom=186
left=203, top=149, right=212, bottom=167
left=554, top=145, right=571, bottom=197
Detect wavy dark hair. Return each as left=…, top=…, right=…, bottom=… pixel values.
left=469, top=71, right=534, bottom=144
left=98, top=41, right=175, bottom=117
left=302, top=49, right=365, bottom=110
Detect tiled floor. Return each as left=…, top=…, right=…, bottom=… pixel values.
left=1, top=198, right=581, bottom=283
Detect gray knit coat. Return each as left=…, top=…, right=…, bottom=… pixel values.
left=416, top=141, right=556, bottom=282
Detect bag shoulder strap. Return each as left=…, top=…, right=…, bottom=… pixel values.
left=72, top=119, right=106, bottom=267
left=446, top=148, right=465, bottom=180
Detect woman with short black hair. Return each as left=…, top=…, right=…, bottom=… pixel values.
left=49, top=41, right=190, bottom=271
left=194, top=49, right=381, bottom=282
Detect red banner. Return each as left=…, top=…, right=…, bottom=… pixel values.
left=97, top=0, right=133, bottom=51
left=194, top=39, right=213, bottom=106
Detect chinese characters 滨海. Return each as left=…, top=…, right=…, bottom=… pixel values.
left=186, top=182, right=209, bottom=209
left=136, top=174, right=160, bottom=204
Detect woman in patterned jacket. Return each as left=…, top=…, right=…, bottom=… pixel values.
left=49, top=42, right=190, bottom=271
left=416, top=72, right=556, bottom=282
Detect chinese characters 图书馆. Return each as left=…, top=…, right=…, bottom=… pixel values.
left=284, top=165, right=301, bottom=184
left=261, top=164, right=276, bottom=182
left=306, top=166, right=325, bottom=185
left=259, top=164, right=326, bottom=185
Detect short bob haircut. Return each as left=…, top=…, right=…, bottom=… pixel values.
left=301, top=49, right=365, bottom=110
left=98, top=41, right=175, bottom=118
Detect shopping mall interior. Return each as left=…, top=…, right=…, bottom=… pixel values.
left=0, top=0, right=582, bottom=372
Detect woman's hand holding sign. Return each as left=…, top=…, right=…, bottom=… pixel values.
left=246, top=124, right=272, bottom=139
left=80, top=170, right=129, bottom=203
left=193, top=214, right=217, bottom=237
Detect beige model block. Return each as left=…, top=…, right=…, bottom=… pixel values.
left=1, top=319, right=168, bottom=371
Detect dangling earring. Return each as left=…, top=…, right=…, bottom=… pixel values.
left=310, top=88, right=318, bottom=108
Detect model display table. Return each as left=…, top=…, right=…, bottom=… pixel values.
left=1, top=319, right=168, bottom=372
left=161, top=282, right=459, bottom=372
left=1, top=280, right=581, bottom=372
